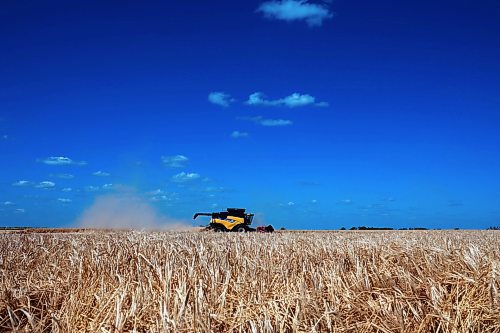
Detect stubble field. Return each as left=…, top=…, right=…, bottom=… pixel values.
left=1, top=230, right=499, bottom=332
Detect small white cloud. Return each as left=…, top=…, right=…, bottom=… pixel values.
left=102, top=183, right=114, bottom=190
left=241, top=116, right=293, bottom=127
left=257, top=0, right=333, bottom=27
left=50, top=173, right=75, bottom=179
left=204, top=186, right=225, bottom=193
left=162, top=155, right=189, bottom=168
left=208, top=91, right=235, bottom=107
left=211, top=203, right=218, bottom=208
left=15, top=208, right=25, bottom=213
left=172, top=172, right=201, bottom=183
left=247, top=92, right=271, bottom=106
left=12, top=180, right=32, bottom=187
left=150, top=191, right=178, bottom=202
left=282, top=93, right=316, bottom=107
left=40, top=156, right=87, bottom=166
left=151, top=195, right=172, bottom=202
left=2, top=134, right=8, bottom=140
left=231, top=130, right=249, bottom=138
left=341, top=199, right=352, bottom=204
left=35, top=181, right=56, bottom=189
left=93, top=171, right=111, bottom=177
left=287, top=201, right=295, bottom=206
left=147, top=189, right=165, bottom=196
left=260, top=119, right=293, bottom=126
left=2, top=201, right=14, bottom=206
left=62, top=187, right=72, bottom=192
left=311, top=199, right=317, bottom=204
left=246, top=92, right=327, bottom=108
left=84, top=186, right=100, bottom=192
left=58, top=198, right=72, bottom=203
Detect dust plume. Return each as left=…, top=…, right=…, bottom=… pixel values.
left=77, top=194, right=191, bottom=230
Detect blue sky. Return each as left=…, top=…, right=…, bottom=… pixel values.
left=1, top=0, right=500, bottom=229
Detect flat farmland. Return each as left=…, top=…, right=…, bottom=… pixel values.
left=1, top=230, right=499, bottom=332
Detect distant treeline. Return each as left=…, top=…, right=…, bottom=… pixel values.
left=339, top=226, right=500, bottom=231
left=0, top=226, right=31, bottom=230
left=340, top=226, right=429, bottom=231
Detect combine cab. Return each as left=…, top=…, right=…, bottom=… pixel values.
left=193, top=208, right=273, bottom=233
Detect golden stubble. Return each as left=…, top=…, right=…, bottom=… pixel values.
left=0, top=230, right=499, bottom=332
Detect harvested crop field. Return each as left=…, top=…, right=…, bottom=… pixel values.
left=1, top=230, right=499, bottom=332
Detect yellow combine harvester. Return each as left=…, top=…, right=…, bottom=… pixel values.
left=193, top=208, right=274, bottom=233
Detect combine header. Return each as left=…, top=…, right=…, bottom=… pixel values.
left=193, top=208, right=274, bottom=233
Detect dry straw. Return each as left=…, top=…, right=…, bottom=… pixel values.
left=1, top=230, right=499, bottom=332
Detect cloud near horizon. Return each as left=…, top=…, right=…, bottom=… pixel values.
left=257, top=0, right=333, bottom=27
left=208, top=91, right=235, bottom=107
left=246, top=92, right=328, bottom=108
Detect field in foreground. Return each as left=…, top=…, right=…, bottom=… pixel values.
left=1, top=230, right=499, bottom=332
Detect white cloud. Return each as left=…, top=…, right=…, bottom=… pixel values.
left=12, top=180, right=32, bottom=187
left=58, top=198, right=72, bottom=203
left=204, top=186, right=225, bottom=193
left=246, top=92, right=272, bottom=106
left=287, top=201, right=295, bottom=206
left=231, top=130, right=249, bottom=138
left=15, top=208, right=25, bottom=213
left=62, top=187, right=72, bottom=192
left=311, top=199, right=317, bottom=204
left=150, top=193, right=178, bottom=202
left=84, top=186, right=100, bottom=192
left=50, top=173, right=75, bottom=179
left=148, top=189, right=178, bottom=202
left=2, top=134, right=7, bottom=140
left=261, top=119, right=293, bottom=126
left=208, top=92, right=235, bottom=107
left=162, top=155, right=189, bottom=168
left=40, top=156, right=87, bottom=166
left=147, top=189, right=165, bottom=196
left=172, top=172, right=201, bottom=183
left=35, top=181, right=55, bottom=189
left=257, top=0, right=333, bottom=27
left=102, top=184, right=114, bottom=190
left=2, top=201, right=14, bottom=206
left=93, top=171, right=111, bottom=177
left=246, top=92, right=327, bottom=108
left=241, top=116, right=293, bottom=127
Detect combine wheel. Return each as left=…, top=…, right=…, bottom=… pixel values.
left=235, top=225, right=247, bottom=233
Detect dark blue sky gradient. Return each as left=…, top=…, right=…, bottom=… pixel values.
left=1, top=0, right=499, bottom=229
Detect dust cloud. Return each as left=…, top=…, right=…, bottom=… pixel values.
left=77, top=194, right=191, bottom=230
